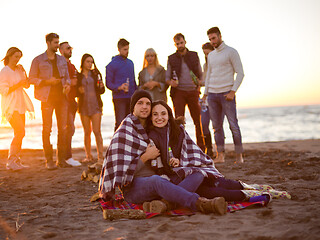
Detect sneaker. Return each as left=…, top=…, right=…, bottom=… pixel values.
left=6, top=157, right=24, bottom=171
left=66, top=158, right=81, bottom=167
left=249, top=193, right=272, bottom=206
left=16, top=157, right=30, bottom=169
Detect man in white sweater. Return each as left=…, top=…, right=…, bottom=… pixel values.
left=203, top=27, right=244, bottom=163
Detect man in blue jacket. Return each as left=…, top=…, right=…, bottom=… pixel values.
left=106, top=38, right=137, bottom=131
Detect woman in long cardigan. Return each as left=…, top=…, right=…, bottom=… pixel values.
left=138, top=48, right=167, bottom=102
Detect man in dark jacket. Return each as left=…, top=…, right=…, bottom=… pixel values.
left=166, top=33, right=205, bottom=151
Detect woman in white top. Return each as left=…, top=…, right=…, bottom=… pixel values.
left=0, top=47, right=34, bottom=170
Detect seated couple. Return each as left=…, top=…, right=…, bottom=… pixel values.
left=99, top=90, right=270, bottom=215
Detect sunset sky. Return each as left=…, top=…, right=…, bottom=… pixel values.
left=0, top=0, right=319, bottom=118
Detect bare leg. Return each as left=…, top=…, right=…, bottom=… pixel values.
left=80, top=114, right=93, bottom=161
left=91, top=113, right=104, bottom=163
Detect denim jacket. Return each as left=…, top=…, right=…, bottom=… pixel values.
left=29, top=51, right=70, bottom=102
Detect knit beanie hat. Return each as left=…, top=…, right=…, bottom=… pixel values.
left=130, top=90, right=152, bottom=113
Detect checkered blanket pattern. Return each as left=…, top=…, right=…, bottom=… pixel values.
left=99, top=114, right=150, bottom=200
left=172, top=127, right=224, bottom=179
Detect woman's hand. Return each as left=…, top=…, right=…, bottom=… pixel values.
left=140, top=144, right=160, bottom=163
left=98, top=81, right=104, bottom=88
left=143, top=81, right=159, bottom=90
left=20, top=79, right=30, bottom=88
left=16, top=64, right=26, bottom=74
left=169, top=158, right=180, bottom=167
left=78, top=86, right=85, bottom=94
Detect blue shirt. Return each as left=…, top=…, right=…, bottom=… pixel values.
left=105, top=55, right=137, bottom=99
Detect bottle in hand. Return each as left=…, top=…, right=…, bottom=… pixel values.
left=172, top=70, right=179, bottom=84
left=124, top=78, right=130, bottom=93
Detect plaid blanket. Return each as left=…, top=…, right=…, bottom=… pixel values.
left=99, top=199, right=266, bottom=219
left=99, top=114, right=150, bottom=200
left=172, top=127, right=224, bottom=179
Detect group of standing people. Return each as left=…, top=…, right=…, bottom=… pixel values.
left=0, top=33, right=106, bottom=170
left=106, top=27, right=245, bottom=164
left=0, top=26, right=244, bottom=172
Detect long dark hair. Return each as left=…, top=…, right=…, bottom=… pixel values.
left=2, top=47, right=22, bottom=66
left=149, top=100, right=185, bottom=146
left=80, top=53, right=102, bottom=80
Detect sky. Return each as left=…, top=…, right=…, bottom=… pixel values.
left=0, top=0, right=319, bottom=118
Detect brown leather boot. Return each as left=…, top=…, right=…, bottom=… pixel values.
left=56, top=160, right=71, bottom=168
left=196, top=197, right=227, bottom=215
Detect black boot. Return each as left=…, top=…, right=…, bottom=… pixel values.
left=204, top=133, right=214, bottom=159
left=44, top=145, right=57, bottom=170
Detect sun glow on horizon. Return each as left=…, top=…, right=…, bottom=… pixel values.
left=0, top=0, right=320, bottom=119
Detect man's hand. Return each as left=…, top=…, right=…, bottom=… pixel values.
left=46, top=77, right=61, bottom=86
left=118, top=82, right=129, bottom=92
left=169, top=158, right=180, bottom=167
left=201, top=94, right=207, bottom=103
left=70, top=77, right=77, bottom=86
left=167, top=79, right=178, bottom=88
left=63, top=85, right=71, bottom=95
left=140, top=144, right=160, bottom=163
left=224, top=91, right=235, bottom=101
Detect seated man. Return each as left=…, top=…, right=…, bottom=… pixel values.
left=98, top=90, right=227, bottom=215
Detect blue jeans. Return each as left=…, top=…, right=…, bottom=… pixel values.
left=123, top=175, right=201, bottom=210
left=41, top=97, right=68, bottom=162
left=197, top=177, right=245, bottom=202
left=201, top=105, right=211, bottom=135
left=207, top=92, right=243, bottom=153
left=169, top=172, right=204, bottom=192
left=112, top=98, right=130, bottom=131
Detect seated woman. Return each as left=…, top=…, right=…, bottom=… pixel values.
left=99, top=90, right=227, bottom=215
left=147, top=100, right=271, bottom=203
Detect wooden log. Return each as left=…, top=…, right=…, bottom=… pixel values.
left=103, top=209, right=146, bottom=220
left=90, top=192, right=100, bottom=202
left=93, top=175, right=100, bottom=183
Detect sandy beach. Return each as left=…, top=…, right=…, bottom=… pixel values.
left=0, top=139, right=319, bottom=240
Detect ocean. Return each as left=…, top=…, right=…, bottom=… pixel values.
left=0, top=104, right=319, bottom=150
